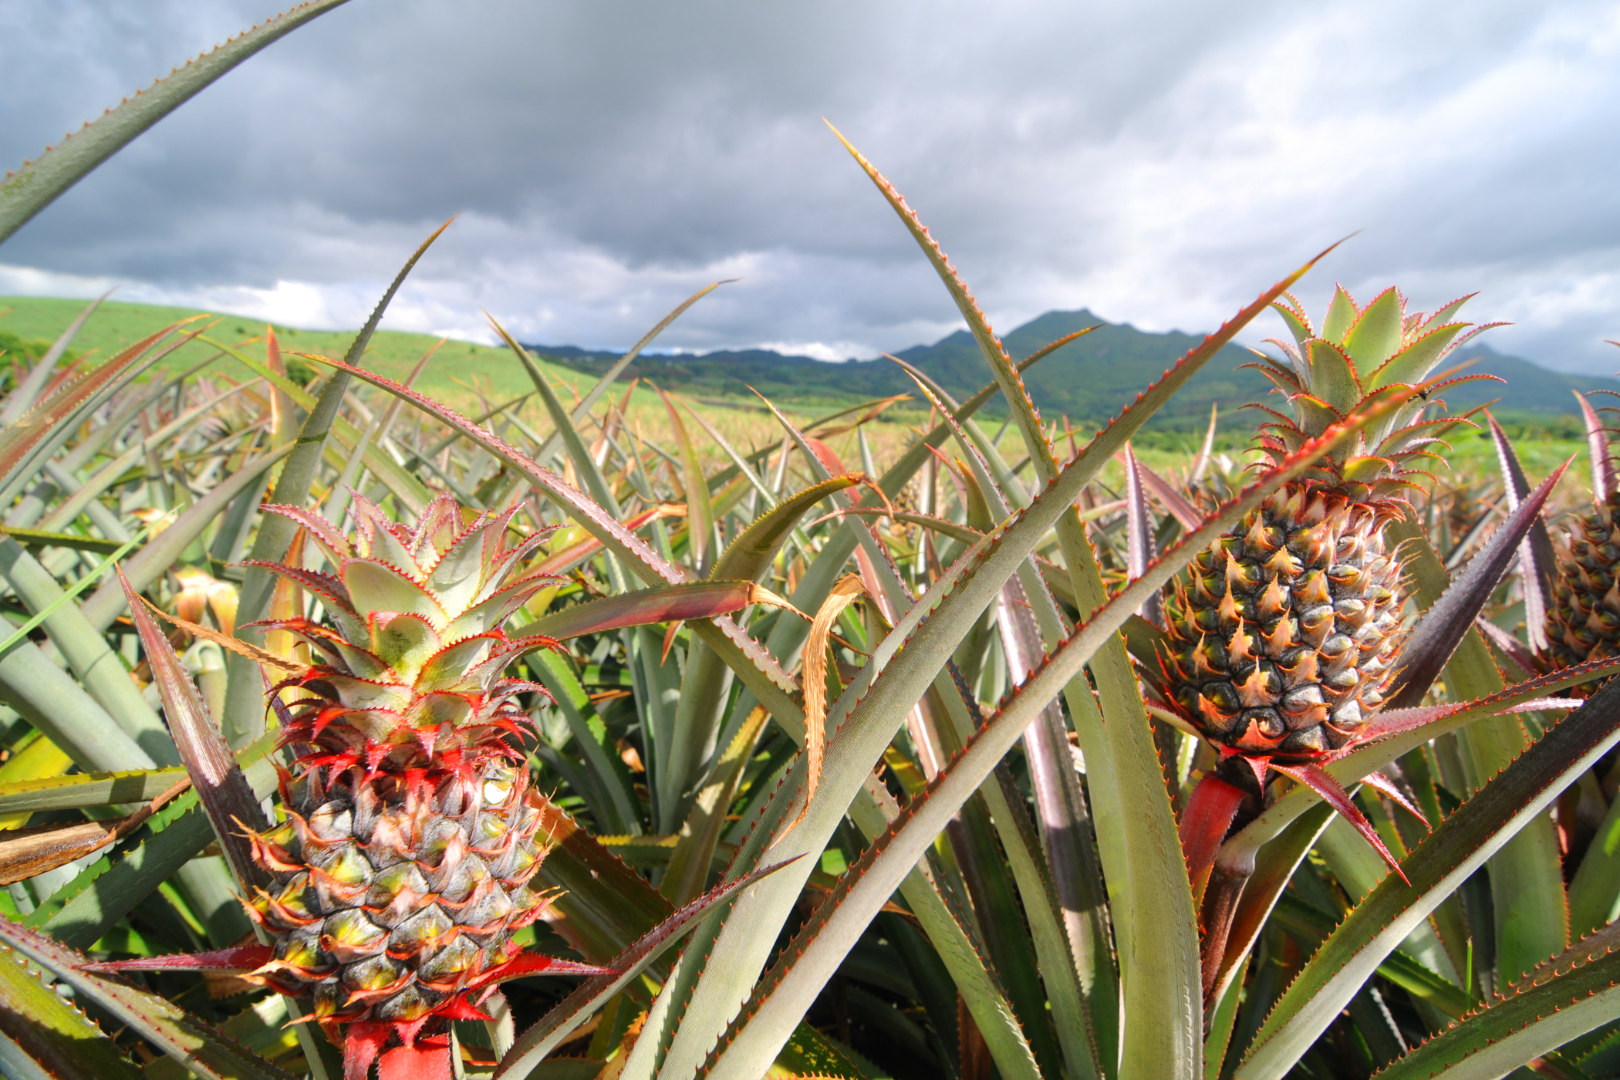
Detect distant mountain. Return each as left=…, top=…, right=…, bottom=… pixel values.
left=527, top=310, right=1620, bottom=429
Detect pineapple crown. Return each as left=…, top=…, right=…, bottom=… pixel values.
left=247, top=493, right=558, bottom=764
left=1247, top=285, right=1501, bottom=513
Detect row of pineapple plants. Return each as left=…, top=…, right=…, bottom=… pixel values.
left=6, top=5, right=1620, bottom=1079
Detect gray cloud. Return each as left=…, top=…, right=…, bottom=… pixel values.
left=2, top=0, right=1618, bottom=370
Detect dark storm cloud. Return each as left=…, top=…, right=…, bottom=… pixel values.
left=2, top=0, right=1618, bottom=369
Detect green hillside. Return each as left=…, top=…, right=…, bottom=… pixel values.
left=530, top=308, right=1620, bottom=434
left=0, top=294, right=587, bottom=410
left=4, top=293, right=1606, bottom=471
left=0, top=294, right=894, bottom=470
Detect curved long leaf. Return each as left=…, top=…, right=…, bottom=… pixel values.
left=1392, top=512, right=1571, bottom=983
left=0, top=615, right=154, bottom=773
left=28, top=730, right=280, bottom=949
left=826, top=122, right=1339, bottom=1080
left=519, top=581, right=795, bottom=643
left=0, top=916, right=296, bottom=1080
left=531, top=280, right=729, bottom=466
left=697, top=383, right=1415, bottom=1080
left=302, top=353, right=802, bottom=717
left=0, top=939, right=142, bottom=1080
left=0, top=779, right=191, bottom=887
left=855, top=128, right=1359, bottom=1078
left=76, top=443, right=293, bottom=633
left=655, top=386, right=716, bottom=571
left=752, top=378, right=1089, bottom=1078
left=895, top=365, right=1108, bottom=1075
left=1487, top=411, right=1561, bottom=653
left=222, top=221, right=451, bottom=748
left=118, top=568, right=267, bottom=891
left=0, top=293, right=107, bottom=425
left=201, top=333, right=433, bottom=512
left=0, top=532, right=173, bottom=765
left=1570, top=778, right=1620, bottom=939
left=1238, top=678, right=1620, bottom=1079
left=36, top=375, right=260, bottom=537
left=0, top=766, right=188, bottom=815
left=1374, top=924, right=1620, bottom=1079
left=490, top=314, right=622, bottom=518
left=708, top=475, right=861, bottom=583
left=659, top=267, right=1361, bottom=1080
left=1577, top=390, right=1616, bottom=501
left=661, top=707, right=769, bottom=907
left=1386, top=458, right=1570, bottom=709
left=494, top=857, right=798, bottom=1076
left=0, top=321, right=201, bottom=504
left=0, top=1, right=350, bottom=244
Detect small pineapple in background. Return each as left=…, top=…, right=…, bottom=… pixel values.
left=1181, top=406, right=1247, bottom=513
left=1162, top=287, right=1491, bottom=769
left=240, top=495, right=581, bottom=1074
left=1546, top=390, right=1620, bottom=671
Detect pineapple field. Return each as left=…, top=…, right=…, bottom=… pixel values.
left=6, top=5, right=1620, bottom=1080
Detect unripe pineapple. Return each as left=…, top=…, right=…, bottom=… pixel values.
left=1163, top=286, right=1491, bottom=767
left=241, top=494, right=563, bottom=1062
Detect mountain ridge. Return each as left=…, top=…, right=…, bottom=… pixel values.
left=527, top=309, right=1620, bottom=428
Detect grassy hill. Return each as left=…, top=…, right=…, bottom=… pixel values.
left=0, top=295, right=906, bottom=468
left=2, top=293, right=1601, bottom=486
left=529, top=309, right=1620, bottom=436
left=0, top=295, right=588, bottom=409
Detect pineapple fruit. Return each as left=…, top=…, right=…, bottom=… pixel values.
left=1548, top=493, right=1620, bottom=668
left=1547, top=408, right=1620, bottom=670
left=239, top=494, right=567, bottom=1067
left=1162, top=287, right=1487, bottom=770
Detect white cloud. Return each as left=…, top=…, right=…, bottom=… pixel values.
left=2, top=0, right=1617, bottom=371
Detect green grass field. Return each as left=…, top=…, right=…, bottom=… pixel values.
left=0, top=294, right=901, bottom=467
left=1, top=293, right=1591, bottom=503
left=0, top=294, right=602, bottom=405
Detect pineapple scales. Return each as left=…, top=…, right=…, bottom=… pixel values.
left=1162, top=287, right=1490, bottom=769
left=240, top=494, right=566, bottom=1058
left=1547, top=415, right=1620, bottom=670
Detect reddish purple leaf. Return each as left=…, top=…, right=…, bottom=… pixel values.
left=83, top=944, right=272, bottom=974
left=515, top=581, right=796, bottom=646
left=1487, top=411, right=1560, bottom=653
left=1180, top=771, right=1247, bottom=900
left=377, top=1041, right=450, bottom=1080
left=1475, top=614, right=1541, bottom=678
left=117, top=567, right=268, bottom=891
left=475, top=951, right=615, bottom=987
left=344, top=1024, right=394, bottom=1080
left=0, top=320, right=203, bottom=494
left=1132, top=456, right=1204, bottom=531
left=1387, top=457, right=1572, bottom=709
left=1361, top=770, right=1429, bottom=828
left=1576, top=391, right=1616, bottom=501
left=1272, top=762, right=1408, bottom=884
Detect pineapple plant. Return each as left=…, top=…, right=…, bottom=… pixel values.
left=215, top=494, right=595, bottom=1075
left=12, top=27, right=1620, bottom=1070
left=1162, top=287, right=1490, bottom=783
left=1546, top=392, right=1620, bottom=672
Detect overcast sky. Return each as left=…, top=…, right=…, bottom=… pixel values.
left=3, top=1, right=1618, bottom=371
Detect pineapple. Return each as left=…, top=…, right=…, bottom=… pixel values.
left=1547, top=402, right=1620, bottom=670
left=1162, top=286, right=1489, bottom=769
left=239, top=494, right=570, bottom=1071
